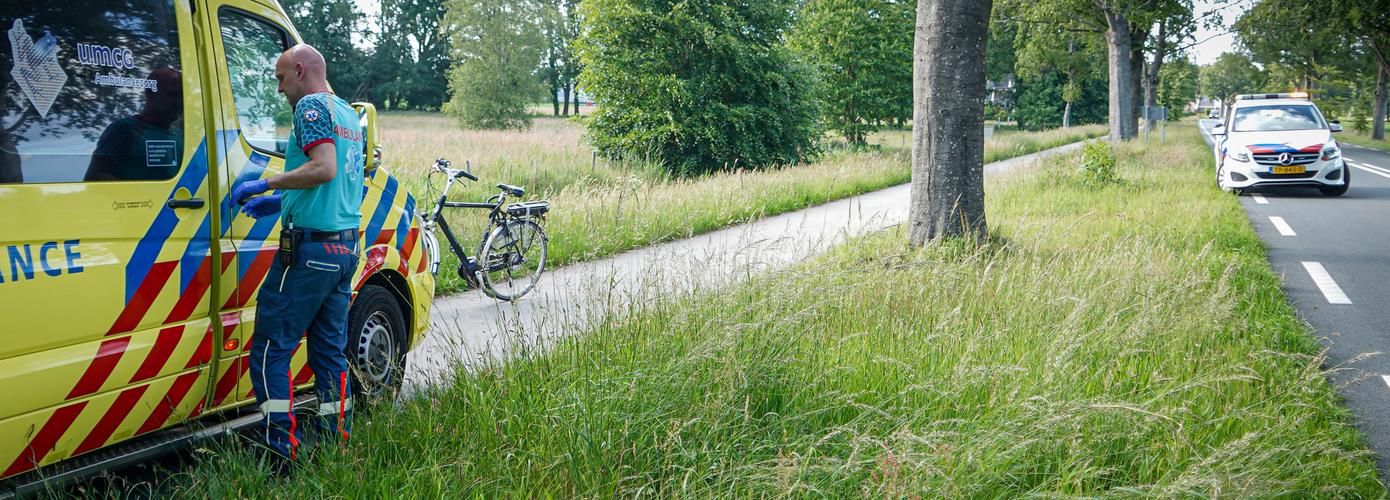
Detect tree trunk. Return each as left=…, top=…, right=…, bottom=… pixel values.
left=551, top=86, right=561, bottom=116
left=572, top=84, right=581, bottom=115
left=1063, top=100, right=1072, bottom=129
left=1144, top=19, right=1166, bottom=111
left=908, top=0, right=992, bottom=246
left=562, top=84, right=572, bottom=116
left=1128, top=26, right=1147, bottom=133
left=1375, top=65, right=1388, bottom=141
left=1373, top=45, right=1389, bottom=141
left=1101, top=8, right=1136, bottom=141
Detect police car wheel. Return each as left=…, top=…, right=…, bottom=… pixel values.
left=347, top=285, right=407, bottom=399
left=1320, top=165, right=1350, bottom=197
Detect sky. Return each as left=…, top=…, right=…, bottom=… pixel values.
left=1184, top=0, right=1254, bottom=66
left=352, top=0, right=1252, bottom=67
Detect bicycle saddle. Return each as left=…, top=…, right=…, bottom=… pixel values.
left=497, top=184, right=525, bottom=197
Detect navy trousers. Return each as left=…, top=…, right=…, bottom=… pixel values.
left=249, top=238, right=359, bottom=460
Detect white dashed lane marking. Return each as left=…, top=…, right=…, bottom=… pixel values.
left=1382, top=375, right=1390, bottom=390
left=1302, top=261, right=1352, bottom=305
left=1349, top=163, right=1390, bottom=179
left=1252, top=193, right=1268, bottom=204
left=1269, top=216, right=1296, bottom=236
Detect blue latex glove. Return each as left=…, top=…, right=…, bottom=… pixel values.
left=241, top=195, right=282, bottom=219
left=232, top=179, right=270, bottom=205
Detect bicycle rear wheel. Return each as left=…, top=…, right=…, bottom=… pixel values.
left=478, top=219, right=548, bottom=301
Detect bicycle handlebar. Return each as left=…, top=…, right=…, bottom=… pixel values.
left=434, top=158, right=478, bottom=181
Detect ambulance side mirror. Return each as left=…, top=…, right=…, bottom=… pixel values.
left=353, top=102, right=383, bottom=173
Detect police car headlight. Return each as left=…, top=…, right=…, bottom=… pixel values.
left=1321, top=145, right=1340, bottom=161
left=1228, top=151, right=1250, bottom=162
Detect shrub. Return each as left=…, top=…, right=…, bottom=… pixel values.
left=1080, top=140, right=1118, bottom=185
left=577, top=0, right=822, bottom=176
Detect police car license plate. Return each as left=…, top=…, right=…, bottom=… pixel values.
left=1272, top=166, right=1305, bottom=175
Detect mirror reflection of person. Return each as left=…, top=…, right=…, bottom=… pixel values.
left=85, top=67, right=182, bottom=181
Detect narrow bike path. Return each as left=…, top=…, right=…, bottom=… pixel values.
left=404, top=141, right=1090, bottom=387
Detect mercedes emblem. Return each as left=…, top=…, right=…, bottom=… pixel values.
left=1278, top=152, right=1293, bottom=165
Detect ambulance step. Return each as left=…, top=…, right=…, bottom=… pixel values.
left=1, top=395, right=317, bottom=498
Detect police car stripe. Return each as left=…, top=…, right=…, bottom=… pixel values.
left=2, top=401, right=88, bottom=477
left=66, top=337, right=132, bottom=399
left=72, top=385, right=150, bottom=455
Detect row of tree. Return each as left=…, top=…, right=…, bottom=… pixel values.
left=280, top=0, right=450, bottom=111
left=1225, top=0, right=1390, bottom=139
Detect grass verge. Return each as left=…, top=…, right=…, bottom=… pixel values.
left=161, top=126, right=1381, bottom=496
left=1336, top=129, right=1390, bottom=152
left=380, top=112, right=1105, bottom=294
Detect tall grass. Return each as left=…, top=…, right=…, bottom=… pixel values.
left=162, top=126, right=1381, bottom=496
left=380, top=112, right=1105, bottom=294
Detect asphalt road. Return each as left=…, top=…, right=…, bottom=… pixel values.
left=1205, top=122, right=1390, bottom=477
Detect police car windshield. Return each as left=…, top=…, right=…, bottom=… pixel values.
left=1231, top=104, right=1326, bottom=132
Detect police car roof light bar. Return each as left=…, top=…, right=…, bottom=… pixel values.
left=1235, top=92, right=1310, bottom=101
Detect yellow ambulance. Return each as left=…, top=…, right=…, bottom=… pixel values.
left=0, top=0, right=438, bottom=488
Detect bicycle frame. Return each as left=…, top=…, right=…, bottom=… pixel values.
left=421, top=163, right=518, bottom=279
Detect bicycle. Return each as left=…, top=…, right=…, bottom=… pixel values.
left=422, top=158, right=550, bottom=301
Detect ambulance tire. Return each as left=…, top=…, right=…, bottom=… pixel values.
left=346, top=285, right=408, bottom=400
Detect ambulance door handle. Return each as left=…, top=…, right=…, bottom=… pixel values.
left=166, top=198, right=206, bottom=209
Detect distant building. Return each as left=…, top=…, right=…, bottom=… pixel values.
left=986, top=74, right=1016, bottom=105
left=1188, top=96, right=1221, bottom=114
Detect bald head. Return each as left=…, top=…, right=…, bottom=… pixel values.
left=275, top=43, right=330, bottom=107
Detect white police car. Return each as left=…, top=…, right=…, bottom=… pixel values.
left=1209, top=93, right=1347, bottom=196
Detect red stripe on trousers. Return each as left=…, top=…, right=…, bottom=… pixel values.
left=3, top=402, right=88, bottom=478
left=72, top=385, right=149, bottom=455
left=66, top=337, right=132, bottom=400
left=129, top=326, right=182, bottom=384
left=136, top=371, right=200, bottom=435
left=107, top=260, right=179, bottom=336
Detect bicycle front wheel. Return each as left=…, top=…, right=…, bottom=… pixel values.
left=478, top=219, right=549, bottom=301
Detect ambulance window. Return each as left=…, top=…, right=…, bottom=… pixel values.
left=218, top=11, right=289, bottom=155
left=0, top=1, right=185, bottom=184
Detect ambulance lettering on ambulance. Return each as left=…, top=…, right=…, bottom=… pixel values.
left=2, top=240, right=82, bottom=284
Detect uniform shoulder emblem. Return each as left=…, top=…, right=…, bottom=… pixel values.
left=305, top=109, right=319, bottom=122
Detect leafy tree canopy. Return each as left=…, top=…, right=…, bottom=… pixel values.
left=578, top=0, right=821, bottom=175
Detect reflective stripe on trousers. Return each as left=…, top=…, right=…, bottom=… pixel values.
left=249, top=239, right=359, bottom=459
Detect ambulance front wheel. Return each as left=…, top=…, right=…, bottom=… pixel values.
left=346, top=285, right=407, bottom=399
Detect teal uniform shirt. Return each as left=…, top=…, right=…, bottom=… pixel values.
left=283, top=92, right=365, bottom=232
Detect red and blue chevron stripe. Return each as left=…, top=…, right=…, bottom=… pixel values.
left=1247, top=143, right=1323, bottom=154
